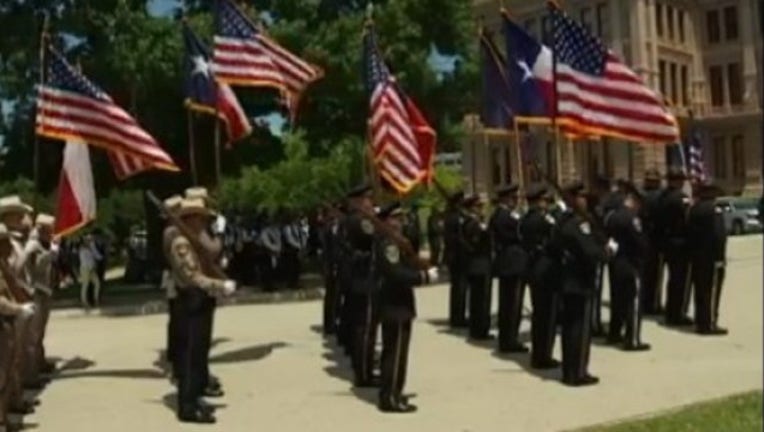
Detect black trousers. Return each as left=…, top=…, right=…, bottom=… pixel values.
left=322, top=267, right=338, bottom=335
left=281, top=250, right=300, bottom=289
left=351, top=293, right=379, bottom=383
left=199, top=296, right=216, bottom=391
left=467, top=274, right=491, bottom=339
left=428, top=238, right=441, bottom=267
left=167, top=298, right=184, bottom=377
left=336, top=280, right=352, bottom=350
left=497, top=275, right=525, bottom=351
left=693, top=260, right=725, bottom=331
left=641, top=245, right=664, bottom=314
left=177, top=290, right=207, bottom=412
left=665, top=253, right=691, bottom=323
left=379, top=320, right=412, bottom=405
left=590, top=264, right=605, bottom=334
left=609, top=260, right=644, bottom=347
left=561, top=293, right=593, bottom=382
left=448, top=262, right=468, bottom=327
left=529, top=278, right=558, bottom=365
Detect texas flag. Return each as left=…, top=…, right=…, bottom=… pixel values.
left=55, top=142, right=97, bottom=238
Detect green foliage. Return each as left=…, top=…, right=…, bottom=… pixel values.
left=404, top=164, right=463, bottom=210
left=219, top=130, right=359, bottom=214
left=90, top=188, right=146, bottom=245
left=0, top=177, right=54, bottom=213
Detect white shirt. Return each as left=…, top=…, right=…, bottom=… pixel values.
left=79, top=244, right=101, bottom=271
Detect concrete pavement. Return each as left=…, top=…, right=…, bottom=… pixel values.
left=28, top=236, right=762, bottom=432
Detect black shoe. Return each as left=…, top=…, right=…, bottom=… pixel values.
left=24, top=379, right=46, bottom=390
left=667, top=316, right=694, bottom=326
left=378, top=399, right=417, bottom=413
left=531, top=359, right=560, bottom=370
left=40, top=361, right=56, bottom=374
left=207, top=376, right=222, bottom=391
left=605, top=335, right=623, bottom=346
left=202, top=387, right=225, bottom=398
left=9, top=403, right=34, bottom=415
left=697, top=327, right=728, bottom=336
left=178, top=407, right=216, bottom=424
left=500, top=343, right=529, bottom=353
left=562, top=375, right=599, bottom=387
left=396, top=400, right=418, bottom=413
left=623, top=343, right=651, bottom=352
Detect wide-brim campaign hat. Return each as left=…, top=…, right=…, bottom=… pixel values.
left=185, top=187, right=209, bottom=201
left=177, top=198, right=213, bottom=218
left=0, top=195, right=33, bottom=216
left=35, top=213, right=55, bottom=227
left=164, top=195, right=183, bottom=211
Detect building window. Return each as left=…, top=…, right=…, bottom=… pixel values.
left=727, top=63, right=743, bottom=105
left=707, top=10, right=720, bottom=43
left=731, top=134, right=745, bottom=178
left=669, top=62, right=678, bottom=104
left=724, top=6, right=739, bottom=40
left=580, top=7, right=593, bottom=34
left=713, top=137, right=727, bottom=179
left=596, top=2, right=609, bottom=40
left=680, top=65, right=689, bottom=106
left=659, top=60, right=667, bottom=96
left=656, top=3, right=663, bottom=37
left=678, top=10, right=685, bottom=43
left=709, top=65, right=724, bottom=106
left=667, top=6, right=675, bottom=40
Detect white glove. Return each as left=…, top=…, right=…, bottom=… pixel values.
left=18, top=302, right=36, bottom=319
left=556, top=200, right=568, bottom=212
left=426, top=267, right=439, bottom=283
left=221, top=256, right=229, bottom=269
left=222, top=280, right=237, bottom=296
left=607, top=238, right=619, bottom=255
left=50, top=242, right=60, bottom=254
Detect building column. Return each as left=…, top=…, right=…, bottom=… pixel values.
left=739, top=0, right=761, bottom=109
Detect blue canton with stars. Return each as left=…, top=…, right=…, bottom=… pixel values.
left=551, top=8, right=607, bottom=76
left=183, top=23, right=217, bottom=109
left=216, top=0, right=260, bottom=39
left=363, top=26, right=391, bottom=96
left=47, top=48, right=112, bottom=102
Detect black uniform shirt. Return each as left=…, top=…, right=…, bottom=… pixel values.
left=687, top=199, right=727, bottom=263
left=656, top=187, right=690, bottom=250
left=489, top=205, right=527, bottom=276
left=462, top=212, right=492, bottom=275
left=376, top=237, right=423, bottom=321
left=553, top=210, right=607, bottom=294
left=341, top=210, right=376, bottom=292
left=606, top=207, right=648, bottom=268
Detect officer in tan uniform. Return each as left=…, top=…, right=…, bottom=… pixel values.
left=0, top=223, right=35, bottom=432
left=0, top=196, right=37, bottom=415
left=22, top=214, right=58, bottom=388
left=161, top=196, right=183, bottom=380
left=169, top=198, right=236, bottom=424
left=184, top=188, right=225, bottom=397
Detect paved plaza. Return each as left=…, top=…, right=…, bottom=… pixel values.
left=27, top=236, right=763, bottom=431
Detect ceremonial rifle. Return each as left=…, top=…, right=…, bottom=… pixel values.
left=146, top=191, right=228, bottom=280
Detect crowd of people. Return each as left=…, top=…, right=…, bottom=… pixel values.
left=318, top=167, right=730, bottom=413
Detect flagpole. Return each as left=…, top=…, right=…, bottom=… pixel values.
left=187, top=109, right=199, bottom=185
left=513, top=120, right=525, bottom=202
left=546, top=2, right=563, bottom=185
left=33, top=13, right=50, bottom=208
left=214, top=118, right=222, bottom=190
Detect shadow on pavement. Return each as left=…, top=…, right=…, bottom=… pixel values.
left=321, top=339, right=377, bottom=407
left=209, top=342, right=288, bottom=364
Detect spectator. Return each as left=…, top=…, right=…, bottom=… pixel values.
left=79, top=234, right=102, bottom=309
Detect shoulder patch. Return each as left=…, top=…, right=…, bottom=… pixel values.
left=579, top=221, right=591, bottom=235
left=361, top=219, right=374, bottom=235
left=632, top=217, right=642, bottom=232
left=384, top=244, right=400, bottom=264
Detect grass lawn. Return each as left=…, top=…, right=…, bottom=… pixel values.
left=579, top=391, right=762, bottom=432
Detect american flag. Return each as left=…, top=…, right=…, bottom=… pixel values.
left=550, top=7, right=679, bottom=143
left=36, top=47, right=178, bottom=175
left=213, top=0, right=322, bottom=117
left=686, top=128, right=706, bottom=182
left=364, top=24, right=435, bottom=193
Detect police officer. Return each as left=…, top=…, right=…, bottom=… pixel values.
left=161, top=195, right=183, bottom=380
left=426, top=207, right=444, bottom=267
left=0, top=223, right=36, bottom=431
left=489, top=185, right=528, bottom=353
left=552, top=182, right=610, bottom=386
left=375, top=202, right=438, bottom=413
left=169, top=198, right=237, bottom=424
left=443, top=191, right=468, bottom=328
left=605, top=183, right=650, bottom=351
left=589, top=176, right=620, bottom=337
left=687, top=181, right=728, bottom=336
left=657, top=168, right=693, bottom=326
left=462, top=194, right=492, bottom=340
left=640, top=169, right=664, bottom=315
left=320, top=204, right=341, bottom=336
left=342, top=184, right=380, bottom=387
left=402, top=202, right=422, bottom=254
left=520, top=184, right=561, bottom=369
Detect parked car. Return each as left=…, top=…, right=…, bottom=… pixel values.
left=715, top=196, right=762, bottom=235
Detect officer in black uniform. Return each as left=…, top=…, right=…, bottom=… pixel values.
left=605, top=182, right=650, bottom=351
left=426, top=208, right=444, bottom=267
left=375, top=202, right=438, bottom=413
left=657, top=168, right=693, bottom=326
left=443, top=191, right=468, bottom=328
left=462, top=195, right=493, bottom=340
left=320, top=204, right=341, bottom=336
left=341, top=184, right=380, bottom=386
left=687, top=181, right=728, bottom=336
left=552, top=182, right=609, bottom=386
left=335, top=203, right=353, bottom=354
left=520, top=183, right=561, bottom=369
left=589, top=176, right=621, bottom=337
left=489, top=184, right=528, bottom=353
left=402, top=203, right=422, bottom=254
left=640, top=169, right=664, bottom=315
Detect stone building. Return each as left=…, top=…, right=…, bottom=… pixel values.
left=466, top=0, right=762, bottom=196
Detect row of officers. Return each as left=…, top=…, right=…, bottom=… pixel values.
left=321, top=167, right=728, bottom=408
left=0, top=196, right=59, bottom=432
